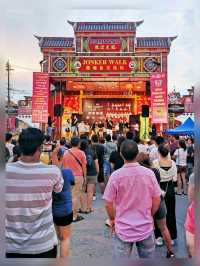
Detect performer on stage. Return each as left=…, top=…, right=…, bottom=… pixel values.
left=64, top=119, right=71, bottom=140
left=71, top=115, right=79, bottom=136
left=98, top=121, right=104, bottom=138
left=106, top=118, right=113, bottom=137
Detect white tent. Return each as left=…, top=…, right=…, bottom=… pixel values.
left=175, top=113, right=194, bottom=123
left=16, top=116, right=40, bottom=128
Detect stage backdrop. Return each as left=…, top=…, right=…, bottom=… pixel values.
left=32, top=72, right=49, bottom=123
left=150, top=73, right=168, bottom=124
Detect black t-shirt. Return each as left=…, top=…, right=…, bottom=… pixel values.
left=124, top=122, right=129, bottom=129
left=119, top=122, right=124, bottom=131
left=91, top=123, right=96, bottom=130
left=72, top=118, right=78, bottom=127
left=98, top=122, right=104, bottom=128
left=92, top=144, right=105, bottom=169
left=106, top=120, right=113, bottom=130
left=85, top=148, right=97, bottom=176
left=109, top=151, right=124, bottom=171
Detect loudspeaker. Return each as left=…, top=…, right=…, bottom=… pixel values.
left=142, top=105, right=149, bottom=117
left=54, top=104, right=63, bottom=117
left=146, top=81, right=151, bottom=96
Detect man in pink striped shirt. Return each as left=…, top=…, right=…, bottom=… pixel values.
left=6, top=128, right=63, bottom=258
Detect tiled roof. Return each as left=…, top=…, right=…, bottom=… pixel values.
left=136, top=37, right=177, bottom=48
left=34, top=36, right=74, bottom=48
left=67, top=20, right=143, bottom=32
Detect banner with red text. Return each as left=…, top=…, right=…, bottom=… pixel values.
left=150, top=73, right=168, bottom=124
left=32, top=72, right=49, bottom=123
left=78, top=57, right=133, bottom=72
left=89, top=38, right=121, bottom=52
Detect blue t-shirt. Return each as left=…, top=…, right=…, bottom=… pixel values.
left=52, top=168, right=75, bottom=217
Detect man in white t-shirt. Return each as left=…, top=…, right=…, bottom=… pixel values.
left=148, top=136, right=157, bottom=153
left=149, top=136, right=165, bottom=163
left=173, top=140, right=188, bottom=195
left=78, top=121, right=87, bottom=136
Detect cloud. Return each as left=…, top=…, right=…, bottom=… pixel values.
left=3, top=1, right=197, bottom=101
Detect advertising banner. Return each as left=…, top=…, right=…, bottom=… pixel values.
left=32, top=72, right=49, bottom=123
left=140, top=116, right=149, bottom=140
left=150, top=73, right=168, bottom=124
left=78, top=57, right=133, bottom=72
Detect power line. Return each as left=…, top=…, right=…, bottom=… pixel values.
left=12, top=64, right=39, bottom=71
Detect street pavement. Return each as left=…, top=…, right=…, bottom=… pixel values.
left=70, top=193, right=189, bottom=259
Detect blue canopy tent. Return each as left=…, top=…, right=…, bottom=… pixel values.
left=163, top=117, right=194, bottom=135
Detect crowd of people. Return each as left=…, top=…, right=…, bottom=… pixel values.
left=5, top=126, right=195, bottom=259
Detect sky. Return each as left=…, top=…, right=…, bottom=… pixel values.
left=1, top=0, right=199, bottom=102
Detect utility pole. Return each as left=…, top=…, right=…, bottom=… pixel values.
left=5, top=61, right=14, bottom=131
left=5, top=61, right=14, bottom=110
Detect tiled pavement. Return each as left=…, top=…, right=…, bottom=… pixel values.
left=70, top=194, right=188, bottom=258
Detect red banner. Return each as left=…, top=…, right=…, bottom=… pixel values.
left=7, top=116, right=16, bottom=131
left=150, top=73, right=168, bottom=124
left=79, top=57, right=132, bottom=72
left=89, top=38, right=121, bottom=52
left=32, top=72, right=49, bottom=123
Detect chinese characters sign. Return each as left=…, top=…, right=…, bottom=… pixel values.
left=89, top=38, right=121, bottom=52
left=79, top=57, right=133, bottom=72
left=82, top=37, right=129, bottom=52
left=32, top=73, right=49, bottom=123
left=150, top=73, right=168, bottom=124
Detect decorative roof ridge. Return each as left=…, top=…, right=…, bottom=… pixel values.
left=170, top=36, right=178, bottom=41
left=136, top=36, right=177, bottom=48
left=167, top=36, right=177, bottom=47
left=34, top=35, right=41, bottom=40
left=35, top=36, right=74, bottom=40
left=67, top=20, right=75, bottom=26
left=34, top=35, right=74, bottom=48
left=137, top=36, right=175, bottom=39
left=68, top=21, right=143, bottom=25
left=135, top=20, right=144, bottom=27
